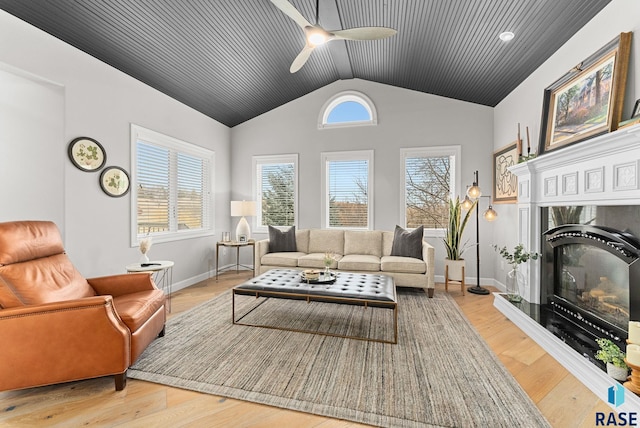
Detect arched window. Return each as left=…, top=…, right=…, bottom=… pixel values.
left=318, top=91, right=378, bottom=129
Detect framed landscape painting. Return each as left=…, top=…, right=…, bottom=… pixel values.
left=539, top=32, right=632, bottom=155
left=493, top=142, right=518, bottom=204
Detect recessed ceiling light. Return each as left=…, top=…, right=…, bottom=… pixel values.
left=499, top=31, right=515, bottom=42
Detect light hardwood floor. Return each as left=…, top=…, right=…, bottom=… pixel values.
left=0, top=272, right=610, bottom=427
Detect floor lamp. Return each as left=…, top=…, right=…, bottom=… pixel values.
left=462, top=170, right=497, bottom=295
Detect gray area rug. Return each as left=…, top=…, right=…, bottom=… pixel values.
left=129, top=288, right=550, bottom=427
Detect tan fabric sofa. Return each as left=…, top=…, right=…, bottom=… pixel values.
left=255, top=229, right=435, bottom=297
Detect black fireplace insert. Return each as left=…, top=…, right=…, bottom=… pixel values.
left=541, top=220, right=640, bottom=361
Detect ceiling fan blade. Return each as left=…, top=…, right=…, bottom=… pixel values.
left=270, top=0, right=312, bottom=29
left=332, top=27, right=397, bottom=41
left=290, top=45, right=315, bottom=73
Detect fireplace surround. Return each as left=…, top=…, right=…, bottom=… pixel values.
left=500, top=123, right=640, bottom=411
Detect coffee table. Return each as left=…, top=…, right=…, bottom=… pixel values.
left=232, top=269, right=398, bottom=344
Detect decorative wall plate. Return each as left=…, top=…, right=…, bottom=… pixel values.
left=100, top=166, right=130, bottom=197
left=68, top=137, right=106, bottom=171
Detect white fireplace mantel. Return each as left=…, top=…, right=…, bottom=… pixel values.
left=499, top=123, right=640, bottom=412
left=509, top=123, right=640, bottom=304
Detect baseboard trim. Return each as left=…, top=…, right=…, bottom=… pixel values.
left=171, top=264, right=253, bottom=293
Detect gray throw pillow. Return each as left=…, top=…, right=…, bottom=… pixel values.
left=390, top=225, right=423, bottom=259
left=268, top=225, right=297, bottom=253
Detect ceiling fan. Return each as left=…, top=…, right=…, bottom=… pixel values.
left=270, top=0, right=397, bottom=73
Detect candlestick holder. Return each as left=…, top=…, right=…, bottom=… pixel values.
left=624, top=358, right=640, bottom=394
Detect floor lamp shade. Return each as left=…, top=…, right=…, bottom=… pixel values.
left=231, top=201, right=256, bottom=241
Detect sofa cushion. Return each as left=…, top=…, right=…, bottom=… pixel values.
left=382, top=231, right=394, bottom=256
left=112, top=289, right=166, bottom=332
left=338, top=254, right=381, bottom=272
left=0, top=220, right=66, bottom=266
left=268, top=225, right=297, bottom=253
left=261, top=252, right=307, bottom=267
left=0, top=253, right=96, bottom=308
left=344, top=230, right=382, bottom=257
left=298, top=253, right=342, bottom=269
left=381, top=255, right=426, bottom=274
left=390, top=225, right=423, bottom=260
left=308, top=229, right=344, bottom=255
left=295, top=229, right=310, bottom=254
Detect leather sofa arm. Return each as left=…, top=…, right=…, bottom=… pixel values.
left=422, top=240, right=435, bottom=291
left=88, top=273, right=158, bottom=297
left=0, top=296, right=130, bottom=391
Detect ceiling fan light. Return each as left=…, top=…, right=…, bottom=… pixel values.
left=308, top=30, right=328, bottom=46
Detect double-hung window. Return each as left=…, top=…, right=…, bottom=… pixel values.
left=253, top=154, right=298, bottom=232
left=401, top=146, right=460, bottom=234
left=131, top=124, right=215, bottom=244
left=321, top=150, right=374, bottom=229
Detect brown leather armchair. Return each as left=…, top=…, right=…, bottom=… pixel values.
left=0, top=221, right=166, bottom=391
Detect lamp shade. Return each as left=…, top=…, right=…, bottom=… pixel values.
left=461, top=195, right=475, bottom=211
left=483, top=205, right=498, bottom=222
left=230, top=201, right=256, bottom=217
left=467, top=184, right=482, bottom=199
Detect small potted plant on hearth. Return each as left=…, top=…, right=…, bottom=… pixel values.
left=595, top=338, right=629, bottom=381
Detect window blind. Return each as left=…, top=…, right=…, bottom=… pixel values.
left=177, top=152, right=207, bottom=230
left=327, top=159, right=369, bottom=228
left=136, top=141, right=210, bottom=236
left=258, top=162, right=295, bottom=227
left=137, top=142, right=170, bottom=234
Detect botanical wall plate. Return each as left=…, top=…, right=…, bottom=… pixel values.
left=100, top=166, right=130, bottom=197
left=68, top=137, right=106, bottom=171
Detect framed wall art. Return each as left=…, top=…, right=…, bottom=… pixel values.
left=632, top=99, right=640, bottom=118
left=493, top=142, right=518, bottom=204
left=538, top=32, right=632, bottom=155
left=68, top=137, right=106, bottom=171
left=99, top=166, right=130, bottom=197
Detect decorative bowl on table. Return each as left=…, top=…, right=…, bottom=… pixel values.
left=302, top=269, right=320, bottom=281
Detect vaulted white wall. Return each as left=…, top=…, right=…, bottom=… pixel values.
left=0, top=65, right=64, bottom=228
left=231, top=79, right=496, bottom=283
left=493, top=0, right=640, bottom=285
left=0, top=11, right=231, bottom=287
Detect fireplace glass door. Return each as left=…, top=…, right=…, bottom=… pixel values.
left=556, top=243, right=629, bottom=331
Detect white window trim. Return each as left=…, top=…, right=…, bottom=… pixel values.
left=400, top=145, right=461, bottom=237
left=252, top=154, right=299, bottom=234
left=318, top=90, right=378, bottom=129
left=321, top=150, right=374, bottom=230
left=130, top=123, right=215, bottom=246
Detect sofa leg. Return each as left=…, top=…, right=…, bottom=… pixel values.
left=427, top=288, right=434, bottom=298
left=115, top=371, right=127, bottom=391
left=158, top=325, right=166, bottom=337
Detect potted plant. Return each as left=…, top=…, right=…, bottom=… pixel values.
left=595, top=338, right=629, bottom=381
left=443, top=197, right=477, bottom=282
left=493, top=244, right=538, bottom=302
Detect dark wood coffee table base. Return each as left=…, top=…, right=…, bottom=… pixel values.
left=232, top=269, right=398, bottom=344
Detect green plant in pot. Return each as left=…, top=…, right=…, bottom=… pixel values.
left=595, top=338, right=629, bottom=381
left=443, top=196, right=477, bottom=283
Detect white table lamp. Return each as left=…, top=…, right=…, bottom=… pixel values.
left=231, top=200, right=256, bottom=241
